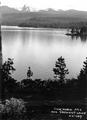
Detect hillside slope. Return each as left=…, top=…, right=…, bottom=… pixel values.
left=1, top=6, right=87, bottom=27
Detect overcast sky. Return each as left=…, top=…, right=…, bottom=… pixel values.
left=1, top=0, right=87, bottom=11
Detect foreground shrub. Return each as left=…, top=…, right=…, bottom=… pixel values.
left=0, top=98, right=27, bottom=120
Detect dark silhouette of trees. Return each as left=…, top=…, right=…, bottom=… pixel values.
left=1, top=56, right=87, bottom=100
left=21, top=67, right=33, bottom=88
left=2, top=58, right=15, bottom=81
left=27, top=67, right=33, bottom=79
left=1, top=58, right=16, bottom=99
left=0, top=25, right=2, bottom=100
left=53, top=56, right=69, bottom=83
left=78, top=57, right=87, bottom=98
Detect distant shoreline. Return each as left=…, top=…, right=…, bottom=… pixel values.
left=1, top=25, right=66, bottom=31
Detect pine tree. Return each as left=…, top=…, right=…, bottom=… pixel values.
left=53, top=56, right=69, bottom=83
left=78, top=57, right=87, bottom=98
left=1, top=58, right=16, bottom=99
left=27, top=67, right=33, bottom=79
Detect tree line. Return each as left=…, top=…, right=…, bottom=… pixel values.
left=19, top=20, right=87, bottom=29
left=1, top=56, right=87, bottom=101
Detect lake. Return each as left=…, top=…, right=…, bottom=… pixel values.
left=1, top=26, right=87, bottom=81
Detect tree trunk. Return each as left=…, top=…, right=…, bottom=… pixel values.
left=0, top=25, right=2, bottom=100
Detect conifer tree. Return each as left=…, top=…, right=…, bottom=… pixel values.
left=78, top=57, right=87, bottom=98
left=27, top=67, right=33, bottom=79
left=53, top=56, right=69, bottom=83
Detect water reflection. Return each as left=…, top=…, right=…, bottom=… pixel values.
left=2, top=27, right=87, bottom=80
left=71, top=35, right=87, bottom=41
left=80, top=35, right=87, bottom=41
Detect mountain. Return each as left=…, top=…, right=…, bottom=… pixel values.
left=39, top=9, right=87, bottom=19
left=0, top=6, right=20, bottom=14
left=1, top=6, right=87, bottom=27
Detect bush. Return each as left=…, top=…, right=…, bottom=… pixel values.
left=0, top=98, right=27, bottom=120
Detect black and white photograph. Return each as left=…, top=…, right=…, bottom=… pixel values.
left=0, top=0, right=87, bottom=119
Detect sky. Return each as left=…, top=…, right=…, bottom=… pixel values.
left=1, top=0, right=87, bottom=11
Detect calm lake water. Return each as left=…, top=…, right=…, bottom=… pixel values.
left=1, top=26, right=87, bottom=80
